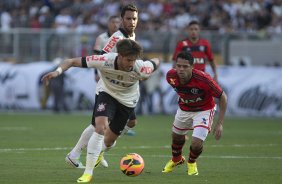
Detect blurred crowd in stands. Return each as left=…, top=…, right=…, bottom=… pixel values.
left=1, top=0, right=282, bottom=34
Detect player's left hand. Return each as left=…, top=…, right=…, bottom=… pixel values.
left=41, top=71, right=59, bottom=86
left=212, top=123, right=223, bottom=140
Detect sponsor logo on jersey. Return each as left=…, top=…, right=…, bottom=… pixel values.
left=140, top=67, right=153, bottom=74
left=180, top=97, right=203, bottom=104
left=191, top=88, right=199, bottom=94
left=103, top=36, right=119, bottom=53
left=87, top=55, right=106, bottom=62
left=194, top=58, right=204, bottom=64
left=106, top=77, right=133, bottom=87
left=104, top=61, right=113, bottom=67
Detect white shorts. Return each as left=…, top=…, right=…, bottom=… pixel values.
left=172, top=108, right=215, bottom=141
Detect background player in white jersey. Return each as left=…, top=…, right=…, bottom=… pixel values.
left=93, top=15, right=121, bottom=82
left=41, top=39, right=160, bottom=183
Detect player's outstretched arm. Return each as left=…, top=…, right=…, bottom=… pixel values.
left=209, top=61, right=218, bottom=83
left=41, top=57, right=82, bottom=86
left=213, top=91, right=227, bottom=140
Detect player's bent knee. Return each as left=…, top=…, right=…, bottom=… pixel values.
left=127, top=119, right=137, bottom=128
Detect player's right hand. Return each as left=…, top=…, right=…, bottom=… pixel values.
left=41, top=71, right=59, bottom=86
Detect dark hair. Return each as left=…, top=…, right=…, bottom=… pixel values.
left=188, top=20, right=200, bottom=27
left=116, top=39, right=142, bottom=58
left=121, top=4, right=138, bottom=17
left=176, top=51, right=194, bottom=65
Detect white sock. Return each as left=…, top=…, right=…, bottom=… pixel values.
left=102, top=140, right=117, bottom=152
left=69, top=124, right=95, bottom=158
left=84, top=132, right=104, bottom=175
left=119, top=125, right=131, bottom=136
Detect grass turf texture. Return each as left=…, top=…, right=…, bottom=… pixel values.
left=0, top=113, right=282, bottom=184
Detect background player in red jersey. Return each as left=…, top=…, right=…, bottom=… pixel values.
left=162, top=51, right=227, bottom=176
left=172, top=21, right=218, bottom=83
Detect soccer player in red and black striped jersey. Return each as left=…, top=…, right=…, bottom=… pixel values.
left=172, top=21, right=218, bottom=83
left=162, top=51, right=227, bottom=176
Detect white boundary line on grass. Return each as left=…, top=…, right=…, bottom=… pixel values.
left=0, top=145, right=282, bottom=160
left=0, top=144, right=279, bottom=152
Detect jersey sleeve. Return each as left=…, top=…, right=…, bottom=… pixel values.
left=134, top=60, right=156, bottom=79
left=204, top=73, right=222, bottom=98
left=102, top=33, right=122, bottom=53
left=84, top=54, right=108, bottom=69
left=166, top=69, right=179, bottom=87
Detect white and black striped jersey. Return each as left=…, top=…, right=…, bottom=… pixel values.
left=83, top=53, right=155, bottom=108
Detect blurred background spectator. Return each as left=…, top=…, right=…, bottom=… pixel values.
left=0, top=0, right=281, bottom=34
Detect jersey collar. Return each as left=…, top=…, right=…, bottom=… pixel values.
left=119, top=28, right=130, bottom=38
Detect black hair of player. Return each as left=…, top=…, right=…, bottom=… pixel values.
left=176, top=51, right=194, bottom=65
left=121, top=4, right=138, bottom=18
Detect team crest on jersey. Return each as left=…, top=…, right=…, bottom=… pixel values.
left=97, top=103, right=106, bottom=112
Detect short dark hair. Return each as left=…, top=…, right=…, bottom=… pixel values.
left=116, top=39, right=142, bottom=58
left=121, top=4, right=138, bottom=17
left=176, top=51, right=194, bottom=65
left=188, top=20, right=200, bottom=27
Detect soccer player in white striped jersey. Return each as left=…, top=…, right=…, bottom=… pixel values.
left=63, top=4, right=140, bottom=171
left=98, top=4, right=139, bottom=136
left=41, top=39, right=160, bottom=183
left=91, top=15, right=121, bottom=168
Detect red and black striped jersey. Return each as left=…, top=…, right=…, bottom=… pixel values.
left=166, top=68, right=222, bottom=112
left=172, top=38, right=214, bottom=72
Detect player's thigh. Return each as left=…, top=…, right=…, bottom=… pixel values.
left=192, top=108, right=215, bottom=131
left=91, top=92, right=117, bottom=126
left=109, top=103, right=134, bottom=135
left=192, top=109, right=215, bottom=141
left=172, top=108, right=194, bottom=135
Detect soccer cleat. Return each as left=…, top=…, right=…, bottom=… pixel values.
left=65, top=153, right=85, bottom=169
left=100, top=157, right=109, bottom=168
left=94, top=151, right=104, bottom=168
left=162, top=156, right=185, bottom=173
left=187, top=162, right=199, bottom=175
left=125, top=129, right=136, bottom=136
left=77, top=173, right=92, bottom=183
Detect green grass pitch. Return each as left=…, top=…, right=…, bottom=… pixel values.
left=0, top=113, right=282, bottom=184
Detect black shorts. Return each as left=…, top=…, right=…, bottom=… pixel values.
left=129, top=110, right=136, bottom=120
left=91, top=92, right=135, bottom=135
